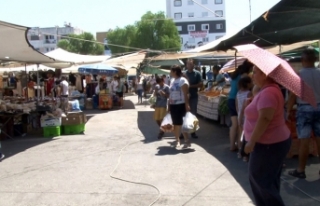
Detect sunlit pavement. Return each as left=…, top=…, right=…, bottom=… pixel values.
left=0, top=95, right=319, bottom=206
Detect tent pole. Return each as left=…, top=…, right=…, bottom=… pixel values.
left=279, top=45, right=282, bottom=54
left=234, top=51, right=238, bottom=69
left=25, top=64, right=28, bottom=99
left=37, top=64, right=40, bottom=101
left=318, top=40, right=320, bottom=64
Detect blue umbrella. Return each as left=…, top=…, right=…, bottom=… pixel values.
left=78, top=64, right=118, bottom=75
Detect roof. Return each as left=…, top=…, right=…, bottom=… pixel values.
left=0, top=20, right=64, bottom=64
left=213, top=0, right=320, bottom=51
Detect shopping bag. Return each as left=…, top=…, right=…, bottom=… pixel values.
left=148, top=95, right=156, bottom=105
left=182, top=112, right=200, bottom=133
left=160, top=113, right=173, bottom=133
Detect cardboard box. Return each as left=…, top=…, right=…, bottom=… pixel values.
left=62, top=112, right=87, bottom=126
left=40, top=116, right=62, bottom=127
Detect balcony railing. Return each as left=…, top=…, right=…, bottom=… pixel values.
left=44, top=39, right=57, bottom=44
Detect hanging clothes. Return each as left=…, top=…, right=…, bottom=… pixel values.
left=75, top=74, right=82, bottom=91
left=69, top=73, right=76, bottom=86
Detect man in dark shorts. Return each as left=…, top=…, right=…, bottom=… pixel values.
left=183, top=59, right=202, bottom=139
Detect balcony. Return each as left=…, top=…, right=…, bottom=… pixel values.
left=44, top=39, right=57, bottom=44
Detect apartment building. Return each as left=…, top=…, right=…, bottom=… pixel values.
left=96, top=31, right=112, bottom=56
left=27, top=23, right=84, bottom=53
left=166, top=0, right=226, bottom=51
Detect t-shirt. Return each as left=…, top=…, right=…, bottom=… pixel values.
left=116, top=82, right=123, bottom=93
left=228, top=75, right=240, bottom=99
left=236, top=90, right=250, bottom=124
left=60, top=80, right=69, bottom=96
left=297, top=67, right=320, bottom=104
left=215, top=73, right=225, bottom=87
left=136, top=80, right=143, bottom=90
left=169, top=77, right=189, bottom=105
left=244, top=84, right=290, bottom=144
left=155, top=84, right=169, bottom=108
left=185, top=70, right=202, bottom=99
left=110, top=80, right=118, bottom=92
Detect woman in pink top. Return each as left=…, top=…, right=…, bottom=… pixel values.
left=244, top=66, right=291, bottom=206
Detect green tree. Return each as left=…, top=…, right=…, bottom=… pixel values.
left=107, top=25, right=137, bottom=54
left=106, top=11, right=181, bottom=53
left=57, top=32, right=104, bottom=55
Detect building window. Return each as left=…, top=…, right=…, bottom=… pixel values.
left=30, top=35, right=40, bottom=41
left=46, top=48, right=50, bottom=52
left=216, top=24, right=223, bottom=29
left=188, top=24, right=196, bottom=31
left=215, top=10, right=223, bottom=17
left=216, top=36, right=223, bottom=39
left=188, top=12, right=194, bottom=17
left=215, top=0, right=223, bottom=4
left=180, top=37, right=183, bottom=44
left=201, top=24, right=209, bottom=31
left=202, top=12, right=208, bottom=17
left=202, top=0, right=208, bottom=4
left=188, top=0, right=193, bottom=5
left=174, top=13, right=182, bottom=19
left=174, top=0, right=182, bottom=6
left=203, top=37, right=209, bottom=42
left=188, top=38, right=195, bottom=44
left=176, top=26, right=182, bottom=31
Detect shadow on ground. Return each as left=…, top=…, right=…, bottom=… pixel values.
left=137, top=110, right=320, bottom=205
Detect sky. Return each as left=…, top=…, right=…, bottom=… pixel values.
left=1, top=0, right=280, bottom=35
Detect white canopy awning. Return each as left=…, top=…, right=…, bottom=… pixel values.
left=44, top=48, right=110, bottom=69
left=102, top=51, right=146, bottom=69
left=0, top=20, right=66, bottom=64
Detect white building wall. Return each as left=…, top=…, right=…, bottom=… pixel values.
left=27, top=26, right=84, bottom=53
left=166, top=0, right=226, bottom=51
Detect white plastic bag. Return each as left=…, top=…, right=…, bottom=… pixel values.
left=182, top=112, right=200, bottom=133
left=160, top=113, right=173, bottom=133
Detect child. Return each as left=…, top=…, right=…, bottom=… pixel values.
left=240, top=85, right=260, bottom=162
left=235, top=76, right=253, bottom=159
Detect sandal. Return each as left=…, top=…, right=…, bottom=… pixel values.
left=157, top=131, right=164, bottom=140
left=288, top=169, right=306, bottom=179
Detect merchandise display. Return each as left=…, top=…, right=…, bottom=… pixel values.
left=197, top=86, right=230, bottom=121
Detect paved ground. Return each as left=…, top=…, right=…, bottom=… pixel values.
left=0, top=95, right=319, bottom=206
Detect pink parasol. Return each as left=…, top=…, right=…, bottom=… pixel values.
left=234, top=44, right=316, bottom=106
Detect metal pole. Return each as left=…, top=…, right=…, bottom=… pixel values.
left=249, top=0, right=252, bottom=23
left=25, top=64, right=28, bottom=99
left=37, top=64, right=40, bottom=101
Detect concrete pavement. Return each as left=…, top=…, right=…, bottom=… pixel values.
left=0, top=95, right=319, bottom=206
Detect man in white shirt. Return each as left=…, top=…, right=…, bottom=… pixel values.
left=59, top=76, right=69, bottom=97
left=59, top=76, right=69, bottom=112
left=110, top=76, right=119, bottom=94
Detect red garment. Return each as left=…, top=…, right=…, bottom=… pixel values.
left=46, top=78, right=54, bottom=95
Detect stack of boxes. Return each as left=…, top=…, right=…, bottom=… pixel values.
left=61, top=112, right=87, bottom=135
left=40, top=115, right=62, bottom=137
left=40, top=111, right=87, bottom=137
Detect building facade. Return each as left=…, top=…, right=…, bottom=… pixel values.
left=96, top=31, right=112, bottom=56
left=166, top=0, right=226, bottom=51
left=27, top=24, right=84, bottom=54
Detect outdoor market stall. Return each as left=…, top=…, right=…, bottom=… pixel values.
left=78, top=63, right=119, bottom=110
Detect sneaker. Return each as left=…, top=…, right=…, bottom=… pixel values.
left=0, top=154, right=5, bottom=161
left=288, top=169, right=306, bottom=179
left=237, top=152, right=242, bottom=159
left=174, top=141, right=181, bottom=148
left=157, top=131, right=164, bottom=140
left=182, top=142, right=191, bottom=149
left=191, top=133, right=198, bottom=139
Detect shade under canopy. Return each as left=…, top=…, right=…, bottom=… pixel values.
left=78, top=64, right=118, bottom=75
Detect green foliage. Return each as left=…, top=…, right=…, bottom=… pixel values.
left=57, top=32, right=104, bottom=55
left=107, top=11, right=181, bottom=54
left=218, top=97, right=229, bottom=115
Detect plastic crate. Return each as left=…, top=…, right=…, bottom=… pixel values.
left=62, top=124, right=85, bottom=135
left=43, top=126, right=61, bottom=138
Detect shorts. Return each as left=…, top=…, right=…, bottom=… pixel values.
left=227, top=98, right=238, bottom=117
left=296, top=104, right=320, bottom=138
left=116, top=92, right=123, bottom=98
left=154, top=107, right=167, bottom=121
left=170, top=103, right=186, bottom=126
